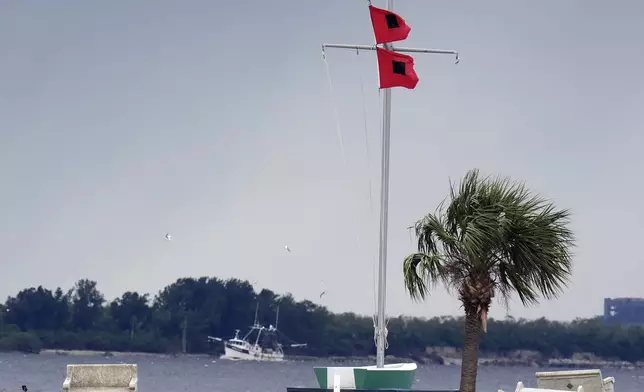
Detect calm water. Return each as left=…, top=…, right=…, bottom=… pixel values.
left=1, top=353, right=643, bottom=392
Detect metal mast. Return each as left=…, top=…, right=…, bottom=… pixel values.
left=322, top=0, right=458, bottom=368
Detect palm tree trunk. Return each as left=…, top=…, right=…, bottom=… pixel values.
left=459, top=307, right=482, bottom=392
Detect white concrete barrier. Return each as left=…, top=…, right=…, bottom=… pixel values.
left=62, top=364, right=138, bottom=392
left=536, top=369, right=614, bottom=392
left=515, top=381, right=584, bottom=392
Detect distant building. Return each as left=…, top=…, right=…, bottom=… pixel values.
left=604, top=297, right=644, bottom=325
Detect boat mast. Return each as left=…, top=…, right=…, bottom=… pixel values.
left=321, top=0, right=459, bottom=370
left=253, top=302, right=259, bottom=326
left=254, top=326, right=262, bottom=347
left=275, top=305, right=280, bottom=329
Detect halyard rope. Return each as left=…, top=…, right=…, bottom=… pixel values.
left=322, top=47, right=388, bottom=350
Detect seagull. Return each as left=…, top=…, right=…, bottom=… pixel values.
left=284, top=245, right=291, bottom=252
left=165, top=233, right=172, bottom=241
left=319, top=291, right=326, bottom=298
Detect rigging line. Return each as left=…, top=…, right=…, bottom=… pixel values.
left=326, top=51, right=382, bottom=345
left=358, top=53, right=374, bottom=218
left=321, top=49, right=368, bottom=290
left=356, top=50, right=378, bottom=318
left=322, top=50, right=347, bottom=166
left=325, top=49, right=385, bottom=349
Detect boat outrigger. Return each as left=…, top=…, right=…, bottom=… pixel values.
left=207, top=305, right=306, bottom=362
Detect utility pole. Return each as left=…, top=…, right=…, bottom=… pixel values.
left=322, top=0, right=458, bottom=368
left=181, top=315, right=188, bottom=354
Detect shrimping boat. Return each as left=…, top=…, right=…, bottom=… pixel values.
left=207, top=304, right=306, bottom=362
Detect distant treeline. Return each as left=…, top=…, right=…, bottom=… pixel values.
left=0, top=277, right=642, bottom=362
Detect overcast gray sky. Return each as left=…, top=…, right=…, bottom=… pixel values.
left=1, top=0, right=643, bottom=322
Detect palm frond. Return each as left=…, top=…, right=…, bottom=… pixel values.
left=495, top=203, right=574, bottom=305
left=403, top=252, right=447, bottom=301
left=413, top=214, right=458, bottom=255
left=404, top=168, right=575, bottom=309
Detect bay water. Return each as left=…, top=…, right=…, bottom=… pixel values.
left=1, top=353, right=643, bottom=392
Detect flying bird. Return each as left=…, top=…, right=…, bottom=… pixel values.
left=319, top=291, right=326, bottom=299
left=165, top=233, right=172, bottom=241
left=284, top=245, right=291, bottom=252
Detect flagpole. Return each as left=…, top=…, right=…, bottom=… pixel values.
left=374, top=0, right=394, bottom=369
left=321, top=1, right=458, bottom=371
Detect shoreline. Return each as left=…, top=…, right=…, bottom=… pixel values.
left=31, top=350, right=641, bottom=369
left=39, top=349, right=208, bottom=358
left=37, top=350, right=397, bottom=362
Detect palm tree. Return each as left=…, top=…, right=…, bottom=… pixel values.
left=403, top=169, right=574, bottom=392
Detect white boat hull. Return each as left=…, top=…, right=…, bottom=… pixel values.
left=222, top=343, right=284, bottom=361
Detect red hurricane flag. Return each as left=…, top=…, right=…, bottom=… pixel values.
left=368, top=5, right=411, bottom=44
left=376, top=47, right=419, bottom=89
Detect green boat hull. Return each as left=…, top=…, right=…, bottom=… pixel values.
left=314, top=362, right=417, bottom=390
